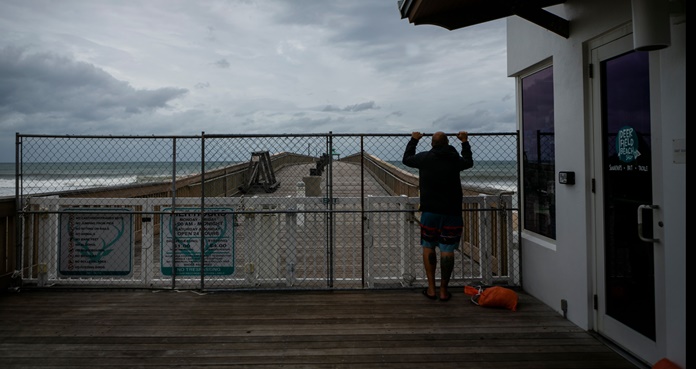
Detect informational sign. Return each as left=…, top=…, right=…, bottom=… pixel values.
left=160, top=208, right=235, bottom=276
left=59, top=208, right=133, bottom=276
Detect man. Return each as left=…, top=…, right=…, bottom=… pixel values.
left=402, top=131, right=473, bottom=301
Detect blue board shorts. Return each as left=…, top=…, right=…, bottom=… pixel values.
left=419, top=212, right=463, bottom=253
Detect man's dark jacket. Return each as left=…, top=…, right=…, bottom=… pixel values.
left=402, top=138, right=474, bottom=215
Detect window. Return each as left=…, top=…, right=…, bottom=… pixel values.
left=521, top=66, right=556, bottom=239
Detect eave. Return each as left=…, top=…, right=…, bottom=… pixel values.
left=398, top=0, right=569, bottom=38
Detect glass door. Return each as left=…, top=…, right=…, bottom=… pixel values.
left=592, top=34, right=660, bottom=362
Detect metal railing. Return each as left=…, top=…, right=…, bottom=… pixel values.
left=12, top=132, right=520, bottom=291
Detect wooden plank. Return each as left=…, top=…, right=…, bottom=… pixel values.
left=0, top=290, right=641, bottom=368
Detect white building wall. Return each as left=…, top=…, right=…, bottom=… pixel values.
left=507, top=0, right=633, bottom=331
left=507, top=0, right=685, bottom=366
left=655, top=18, right=686, bottom=367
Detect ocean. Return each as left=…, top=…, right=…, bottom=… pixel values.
left=388, top=160, right=518, bottom=193
left=0, top=161, right=233, bottom=198
left=0, top=160, right=518, bottom=198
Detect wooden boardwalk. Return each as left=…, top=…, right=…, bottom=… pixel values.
left=0, top=161, right=644, bottom=368
left=246, top=161, right=392, bottom=198
left=0, top=289, right=643, bottom=369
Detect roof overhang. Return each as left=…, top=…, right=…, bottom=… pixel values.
left=398, top=0, right=569, bottom=38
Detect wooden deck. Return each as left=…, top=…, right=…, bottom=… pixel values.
left=1, top=160, right=644, bottom=368
left=0, top=289, right=643, bottom=368
left=249, top=161, right=393, bottom=198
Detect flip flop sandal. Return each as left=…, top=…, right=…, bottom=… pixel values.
left=439, top=292, right=452, bottom=302
left=422, top=289, right=437, bottom=300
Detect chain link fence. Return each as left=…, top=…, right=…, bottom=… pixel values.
left=13, top=132, right=519, bottom=291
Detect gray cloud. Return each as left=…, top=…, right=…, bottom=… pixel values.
left=0, top=46, right=187, bottom=124
left=214, top=59, right=230, bottom=69
left=344, top=101, right=377, bottom=112
left=432, top=108, right=515, bottom=133
left=321, top=101, right=377, bottom=113
left=0, top=0, right=514, bottom=163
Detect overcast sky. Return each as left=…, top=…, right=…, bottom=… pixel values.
left=0, top=0, right=515, bottom=163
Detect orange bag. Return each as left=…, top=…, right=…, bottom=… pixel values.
left=465, top=285, right=518, bottom=311
left=464, top=285, right=480, bottom=296
left=652, top=358, right=681, bottom=369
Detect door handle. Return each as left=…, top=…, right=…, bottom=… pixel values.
left=637, top=204, right=659, bottom=243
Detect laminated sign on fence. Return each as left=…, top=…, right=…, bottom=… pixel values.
left=59, top=208, right=133, bottom=277
left=160, top=208, right=236, bottom=276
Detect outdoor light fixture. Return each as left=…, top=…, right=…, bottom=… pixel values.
left=632, top=0, right=671, bottom=51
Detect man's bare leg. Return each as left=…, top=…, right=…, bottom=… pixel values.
left=423, top=248, right=437, bottom=298
left=440, top=251, right=455, bottom=299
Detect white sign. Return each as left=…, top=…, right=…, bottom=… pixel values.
left=59, top=209, right=133, bottom=276
left=160, top=208, right=235, bottom=276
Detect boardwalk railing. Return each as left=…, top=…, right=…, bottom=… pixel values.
left=11, top=132, right=520, bottom=291
left=18, top=193, right=516, bottom=290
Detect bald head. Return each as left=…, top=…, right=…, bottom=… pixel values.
left=432, top=131, right=448, bottom=148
